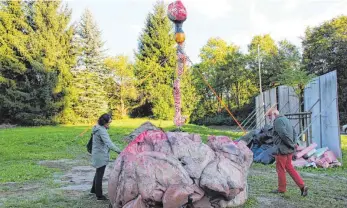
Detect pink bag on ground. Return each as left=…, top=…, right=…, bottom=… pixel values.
left=322, top=151, right=337, bottom=163
left=292, top=158, right=308, bottom=168
left=295, top=143, right=317, bottom=159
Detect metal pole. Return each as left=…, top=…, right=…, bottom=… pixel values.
left=258, top=44, right=266, bottom=125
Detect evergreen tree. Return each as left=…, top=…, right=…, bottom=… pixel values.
left=27, top=0, right=77, bottom=124
left=134, top=1, right=197, bottom=120
left=0, top=0, right=33, bottom=124
left=0, top=0, right=76, bottom=125
left=76, top=9, right=105, bottom=73
left=72, top=70, right=108, bottom=123
left=72, top=9, right=108, bottom=123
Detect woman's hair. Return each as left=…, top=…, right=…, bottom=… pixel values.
left=98, top=113, right=112, bottom=126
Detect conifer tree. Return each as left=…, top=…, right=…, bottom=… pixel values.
left=134, top=1, right=197, bottom=120
left=72, top=9, right=108, bottom=123
left=0, top=0, right=33, bottom=124
left=27, top=0, right=77, bottom=124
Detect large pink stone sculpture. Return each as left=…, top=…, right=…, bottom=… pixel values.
left=108, top=130, right=253, bottom=208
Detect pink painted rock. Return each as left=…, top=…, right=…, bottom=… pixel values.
left=108, top=130, right=253, bottom=208
left=201, top=138, right=253, bottom=206
left=122, top=195, right=146, bottom=208
left=123, top=121, right=161, bottom=143
left=162, top=184, right=204, bottom=208
left=193, top=196, right=214, bottom=208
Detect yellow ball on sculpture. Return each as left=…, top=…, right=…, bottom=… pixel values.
left=175, top=32, right=185, bottom=43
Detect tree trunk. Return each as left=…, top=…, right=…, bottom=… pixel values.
left=236, top=82, right=240, bottom=109
left=120, top=99, right=126, bottom=118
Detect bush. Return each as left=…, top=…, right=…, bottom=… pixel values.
left=15, top=113, right=57, bottom=126
left=190, top=102, right=254, bottom=126
left=192, top=114, right=234, bottom=126
left=152, top=98, right=174, bottom=120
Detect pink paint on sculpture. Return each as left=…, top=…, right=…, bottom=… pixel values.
left=108, top=129, right=253, bottom=207
left=173, top=79, right=184, bottom=126
left=168, top=0, right=188, bottom=128
left=168, top=0, right=187, bottom=23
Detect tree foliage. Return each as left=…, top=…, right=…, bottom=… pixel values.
left=104, top=55, right=137, bottom=119
left=133, top=1, right=197, bottom=120
left=190, top=35, right=310, bottom=126
left=0, top=0, right=76, bottom=125
left=1, top=0, right=345, bottom=127
left=71, top=9, right=108, bottom=123
left=303, top=15, right=347, bottom=123
left=190, top=38, right=258, bottom=125
left=248, top=34, right=279, bottom=90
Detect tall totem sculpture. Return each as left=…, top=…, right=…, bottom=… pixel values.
left=168, top=0, right=187, bottom=128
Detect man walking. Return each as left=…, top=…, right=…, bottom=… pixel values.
left=267, top=109, right=308, bottom=196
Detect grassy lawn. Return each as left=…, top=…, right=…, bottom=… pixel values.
left=0, top=119, right=241, bottom=183
left=0, top=118, right=346, bottom=207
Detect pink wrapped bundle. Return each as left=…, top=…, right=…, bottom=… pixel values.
left=316, top=151, right=338, bottom=168
left=295, top=143, right=317, bottom=159
left=295, top=145, right=305, bottom=151
left=316, top=159, right=330, bottom=168
left=322, top=151, right=337, bottom=163
left=292, top=158, right=308, bottom=168
left=307, top=155, right=317, bottom=163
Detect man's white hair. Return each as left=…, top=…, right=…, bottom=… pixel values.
left=266, top=108, right=279, bottom=116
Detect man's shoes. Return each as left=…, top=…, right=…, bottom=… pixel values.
left=301, top=186, right=308, bottom=197
left=270, top=189, right=285, bottom=194
left=97, top=195, right=108, bottom=200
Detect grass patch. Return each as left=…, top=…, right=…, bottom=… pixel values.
left=0, top=162, right=57, bottom=183
left=0, top=118, right=241, bottom=183
left=247, top=162, right=347, bottom=208
left=3, top=191, right=109, bottom=208
left=243, top=196, right=259, bottom=207
left=1, top=118, right=346, bottom=208
left=0, top=126, right=88, bottom=183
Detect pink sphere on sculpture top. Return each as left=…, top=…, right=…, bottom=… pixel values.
left=168, top=0, right=187, bottom=23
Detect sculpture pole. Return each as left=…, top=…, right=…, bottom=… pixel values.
left=168, top=0, right=187, bottom=128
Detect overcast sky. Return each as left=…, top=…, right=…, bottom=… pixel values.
left=66, top=0, right=347, bottom=63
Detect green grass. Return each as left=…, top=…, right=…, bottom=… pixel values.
left=2, top=191, right=110, bottom=208
left=0, top=119, right=346, bottom=208
left=0, top=125, right=87, bottom=183
left=242, top=135, right=347, bottom=208
left=0, top=118, right=241, bottom=183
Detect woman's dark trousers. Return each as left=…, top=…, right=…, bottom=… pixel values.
left=91, top=165, right=106, bottom=197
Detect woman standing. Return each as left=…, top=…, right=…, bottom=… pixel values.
left=90, top=113, right=121, bottom=200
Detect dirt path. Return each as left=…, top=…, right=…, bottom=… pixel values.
left=0, top=159, right=114, bottom=208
